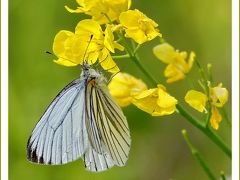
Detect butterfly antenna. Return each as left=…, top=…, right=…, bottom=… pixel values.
left=108, top=71, right=120, bottom=84
left=45, top=51, right=78, bottom=66
left=104, top=65, right=117, bottom=72
left=95, top=54, right=109, bottom=69
left=82, top=35, right=94, bottom=64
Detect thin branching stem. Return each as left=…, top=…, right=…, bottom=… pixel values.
left=130, top=55, right=158, bottom=87
left=220, top=108, right=232, bottom=127
left=118, top=34, right=231, bottom=159
left=205, top=103, right=212, bottom=128
left=181, top=129, right=217, bottom=180
left=220, top=171, right=226, bottom=180
left=124, top=42, right=231, bottom=158
left=177, top=104, right=231, bottom=158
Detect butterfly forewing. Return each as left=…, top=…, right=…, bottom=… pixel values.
left=27, top=79, right=88, bottom=165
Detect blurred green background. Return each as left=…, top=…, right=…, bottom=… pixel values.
left=9, top=0, right=231, bottom=179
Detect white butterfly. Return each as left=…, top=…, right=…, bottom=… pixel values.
left=27, top=62, right=131, bottom=172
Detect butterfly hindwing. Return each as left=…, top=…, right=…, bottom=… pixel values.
left=84, top=83, right=131, bottom=170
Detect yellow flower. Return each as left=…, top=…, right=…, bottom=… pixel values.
left=153, top=43, right=195, bottom=83
left=53, top=19, right=124, bottom=73
left=108, top=72, right=147, bottom=107
left=132, top=85, right=178, bottom=116
left=210, top=107, right=222, bottom=130
left=65, top=0, right=131, bottom=24
left=185, top=90, right=208, bottom=113
left=209, top=83, right=228, bottom=108
left=119, top=9, right=161, bottom=44
left=184, top=83, right=228, bottom=130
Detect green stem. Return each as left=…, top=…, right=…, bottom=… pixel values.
left=204, top=103, right=212, bottom=128
left=196, top=60, right=209, bottom=95
left=117, top=32, right=158, bottom=86
left=181, top=129, right=216, bottom=180
left=220, top=171, right=226, bottom=180
left=133, top=44, right=141, bottom=54
left=177, top=104, right=204, bottom=129
left=159, top=37, right=166, bottom=44
left=220, top=108, right=232, bottom=127
left=177, top=104, right=231, bottom=158
left=207, top=63, right=214, bottom=84
left=203, top=127, right=231, bottom=158
left=116, top=32, right=134, bottom=57
left=130, top=55, right=158, bottom=87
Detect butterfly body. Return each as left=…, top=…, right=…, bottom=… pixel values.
left=27, top=63, right=131, bottom=172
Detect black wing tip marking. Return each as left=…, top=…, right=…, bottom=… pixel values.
left=27, top=137, right=52, bottom=165
left=27, top=148, right=52, bottom=165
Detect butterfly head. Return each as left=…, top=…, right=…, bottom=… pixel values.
left=82, top=61, right=106, bottom=86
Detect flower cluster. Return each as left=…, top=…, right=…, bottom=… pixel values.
left=119, top=9, right=161, bottom=44
left=65, top=0, right=132, bottom=24
left=185, top=83, right=228, bottom=129
left=108, top=73, right=178, bottom=116
left=53, top=20, right=124, bottom=73
left=52, top=0, right=161, bottom=73
left=52, top=0, right=230, bottom=131
left=153, top=43, right=195, bottom=83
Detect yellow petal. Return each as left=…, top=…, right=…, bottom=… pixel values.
left=53, top=58, right=77, bottom=66
left=210, top=83, right=228, bottom=107
left=108, top=72, right=147, bottom=107
left=65, top=6, right=85, bottom=13
left=128, top=0, right=132, bottom=8
left=119, top=9, right=160, bottom=44
left=164, top=64, right=185, bottom=83
left=166, top=74, right=185, bottom=84
left=53, top=30, right=75, bottom=56
left=104, top=25, right=115, bottom=53
left=64, top=0, right=91, bottom=13
left=154, top=43, right=195, bottom=83
left=119, top=10, right=141, bottom=28
left=87, top=51, right=99, bottom=65
left=210, top=107, right=222, bottom=130
left=75, top=19, right=102, bottom=38
left=114, top=97, right=133, bottom=107
left=133, top=88, right=156, bottom=99
left=153, top=43, right=176, bottom=64
left=99, top=48, right=119, bottom=73
left=132, top=88, right=159, bottom=115
left=76, top=0, right=85, bottom=6
left=185, top=90, right=208, bottom=112
left=152, top=105, right=176, bottom=116
left=124, top=29, right=148, bottom=44
left=111, top=24, right=124, bottom=32
left=132, top=85, right=177, bottom=116
left=65, top=0, right=131, bottom=24
left=113, top=41, right=124, bottom=51
left=187, top=51, right=195, bottom=70
left=104, top=0, right=131, bottom=20
left=52, top=30, right=85, bottom=65
left=145, top=26, right=161, bottom=41
left=157, top=87, right=178, bottom=108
